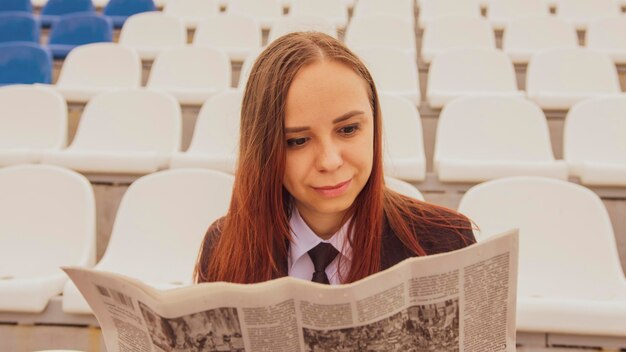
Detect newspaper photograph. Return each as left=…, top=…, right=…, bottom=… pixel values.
left=64, top=229, right=518, bottom=352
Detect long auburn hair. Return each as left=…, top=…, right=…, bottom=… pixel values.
left=194, top=32, right=472, bottom=284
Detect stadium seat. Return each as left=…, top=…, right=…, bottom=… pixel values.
left=42, top=89, right=181, bottom=174
left=103, top=0, right=156, bottom=28
left=0, top=164, right=95, bottom=313
left=434, top=96, right=567, bottom=183
left=146, top=47, right=231, bottom=105
left=237, top=48, right=263, bottom=89
left=268, top=15, right=337, bottom=43
left=0, top=42, right=52, bottom=85
left=46, top=13, right=113, bottom=59
left=418, top=0, right=481, bottom=29
left=502, top=16, right=578, bottom=64
left=193, top=14, right=261, bottom=62
left=62, top=168, right=234, bottom=314
left=289, top=0, right=348, bottom=30
left=384, top=176, right=425, bottom=201
left=345, top=15, right=416, bottom=58
left=564, top=96, right=626, bottom=186
left=53, top=43, right=141, bottom=103
left=421, top=15, right=495, bottom=64
left=526, top=48, right=621, bottom=110
left=162, top=0, right=220, bottom=30
left=380, top=94, right=427, bottom=182
left=353, top=47, right=421, bottom=105
left=458, top=176, right=626, bottom=336
left=487, top=0, right=550, bottom=30
left=426, top=48, right=523, bottom=109
left=40, top=0, right=95, bottom=28
left=352, top=0, right=414, bottom=25
left=0, top=85, right=66, bottom=166
left=170, top=90, right=242, bottom=173
left=118, top=12, right=186, bottom=61
left=0, top=12, right=39, bottom=43
left=586, top=16, right=626, bottom=65
left=0, top=0, right=32, bottom=12
left=226, top=0, right=283, bottom=30
left=555, top=0, right=621, bottom=30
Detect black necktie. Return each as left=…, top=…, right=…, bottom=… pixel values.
left=307, top=242, right=339, bottom=284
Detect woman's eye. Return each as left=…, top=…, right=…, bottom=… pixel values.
left=339, top=124, right=359, bottom=136
left=287, top=137, right=309, bottom=148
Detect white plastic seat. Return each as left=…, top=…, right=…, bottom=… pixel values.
left=226, top=0, right=283, bottom=30
left=502, top=16, right=579, bottom=64
left=163, top=0, right=220, bottom=30
left=146, top=47, right=231, bottom=105
left=586, top=16, right=626, bottom=65
left=42, top=90, right=181, bottom=174
left=289, top=0, right=348, bottom=30
left=170, top=90, right=242, bottom=173
left=418, top=0, right=482, bottom=29
left=345, top=15, right=416, bottom=58
left=487, top=0, right=551, bottom=30
left=62, top=169, right=235, bottom=314
left=352, top=0, right=414, bottom=25
left=354, top=47, right=421, bottom=106
left=421, top=15, right=496, bottom=64
left=434, top=96, right=567, bottom=183
left=526, top=48, right=621, bottom=110
left=426, top=47, right=523, bottom=109
left=384, top=176, right=424, bottom=201
left=380, top=94, right=427, bottom=182
left=237, top=48, right=263, bottom=89
left=268, top=15, right=337, bottom=43
left=0, top=85, right=67, bottom=167
left=0, top=164, right=95, bottom=313
left=555, top=0, right=621, bottom=30
left=564, top=96, right=626, bottom=186
left=52, top=43, right=141, bottom=104
left=118, top=12, right=186, bottom=61
left=193, top=15, right=261, bottom=62
left=458, top=177, right=626, bottom=336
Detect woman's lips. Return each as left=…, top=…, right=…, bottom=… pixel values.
left=312, top=179, right=351, bottom=197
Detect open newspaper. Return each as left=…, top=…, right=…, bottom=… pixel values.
left=64, top=229, right=518, bottom=352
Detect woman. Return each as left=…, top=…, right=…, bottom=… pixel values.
left=194, top=32, right=475, bottom=285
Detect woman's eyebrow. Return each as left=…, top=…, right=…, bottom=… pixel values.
left=285, top=110, right=365, bottom=133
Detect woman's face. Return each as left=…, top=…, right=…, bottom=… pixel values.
left=283, top=59, right=374, bottom=229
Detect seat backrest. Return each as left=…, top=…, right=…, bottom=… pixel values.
left=47, top=13, right=113, bottom=45
left=418, top=0, right=481, bottom=28
left=502, top=16, right=578, bottom=56
left=353, top=0, right=413, bottom=20
left=345, top=15, right=415, bottom=55
left=434, top=96, right=555, bottom=166
left=458, top=176, right=626, bottom=299
left=227, top=0, right=283, bottom=20
left=487, top=0, right=550, bottom=27
left=188, top=90, right=242, bottom=155
left=97, top=169, right=234, bottom=283
left=41, top=0, right=94, bottom=16
left=384, top=176, right=425, bottom=201
left=193, top=14, right=261, bottom=50
left=119, top=12, right=186, bottom=48
left=147, top=46, right=230, bottom=90
left=563, top=96, right=626, bottom=168
left=0, top=12, right=39, bottom=43
left=0, top=0, right=32, bottom=12
left=526, top=48, right=621, bottom=94
left=56, top=43, right=140, bottom=88
left=586, top=16, right=626, bottom=52
left=103, top=0, right=156, bottom=16
left=0, top=164, right=95, bottom=278
left=354, top=47, right=418, bottom=93
left=421, top=15, right=495, bottom=62
left=0, top=42, right=52, bottom=84
left=70, top=89, right=181, bottom=153
left=163, top=0, right=219, bottom=20
left=556, top=0, right=621, bottom=28
left=290, top=0, right=347, bottom=23
left=379, top=94, right=425, bottom=162
left=0, top=85, right=66, bottom=149
left=268, top=15, right=337, bottom=42
left=427, top=47, right=518, bottom=92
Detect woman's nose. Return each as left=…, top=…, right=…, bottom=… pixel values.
left=316, top=141, right=343, bottom=172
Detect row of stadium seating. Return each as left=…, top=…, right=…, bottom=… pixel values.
left=1, top=85, right=624, bottom=186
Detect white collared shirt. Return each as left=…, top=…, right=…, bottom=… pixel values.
left=288, top=207, right=352, bottom=285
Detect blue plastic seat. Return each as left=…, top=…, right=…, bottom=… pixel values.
left=40, top=0, right=94, bottom=27
left=0, top=12, right=40, bottom=43
left=104, top=0, right=156, bottom=28
left=0, top=42, right=52, bottom=85
left=47, top=13, right=113, bottom=59
left=0, top=0, right=32, bottom=13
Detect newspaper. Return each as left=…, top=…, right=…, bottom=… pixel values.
left=63, top=229, right=518, bottom=352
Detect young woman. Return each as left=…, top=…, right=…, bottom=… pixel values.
left=194, top=32, right=475, bottom=285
